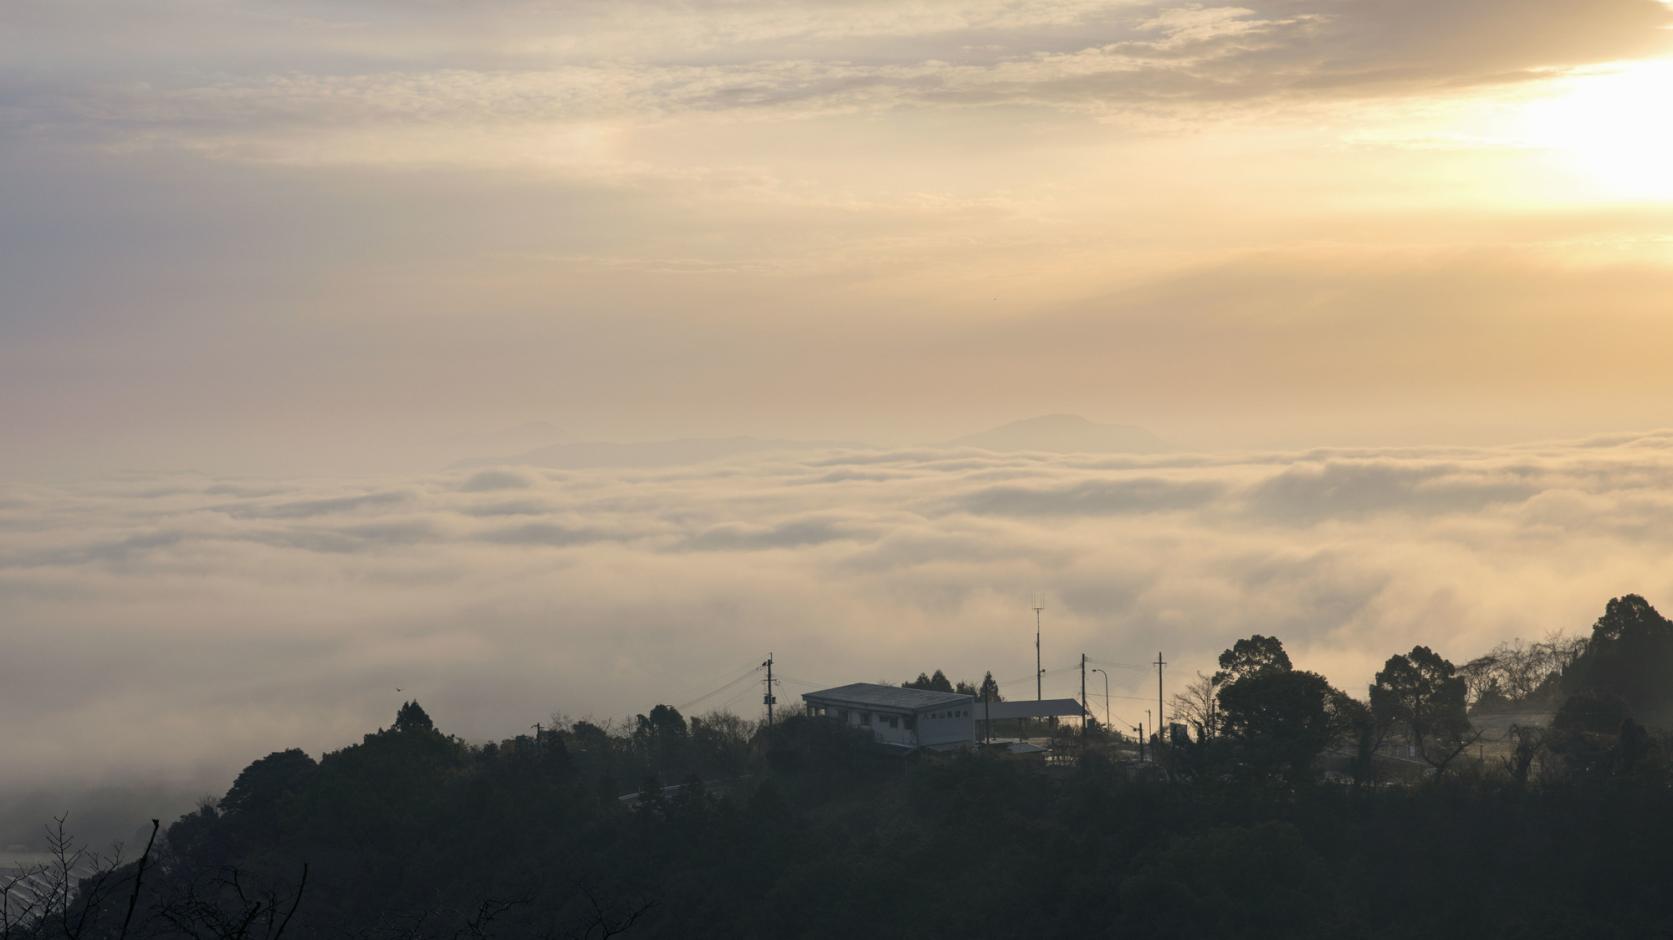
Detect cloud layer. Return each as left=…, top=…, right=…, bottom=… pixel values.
left=8, top=432, right=1673, bottom=797
left=4, top=0, right=1669, bottom=171
left=24, top=0, right=1651, bottom=210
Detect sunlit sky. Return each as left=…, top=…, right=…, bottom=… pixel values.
left=4, top=0, right=1673, bottom=474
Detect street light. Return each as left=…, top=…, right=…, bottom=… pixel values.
left=1091, top=667, right=1110, bottom=728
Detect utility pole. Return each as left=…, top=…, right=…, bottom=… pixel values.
left=1080, top=653, right=1088, bottom=732
left=1155, top=651, right=1167, bottom=741
left=983, top=680, right=991, bottom=746
left=1092, top=667, right=1110, bottom=728
left=530, top=722, right=542, bottom=744
left=762, top=654, right=777, bottom=728
left=1134, top=723, right=1145, bottom=762
left=1033, top=596, right=1045, bottom=700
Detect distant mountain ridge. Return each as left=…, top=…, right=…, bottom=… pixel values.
left=948, top=414, right=1166, bottom=453
left=451, top=435, right=857, bottom=470
left=451, top=414, right=1164, bottom=469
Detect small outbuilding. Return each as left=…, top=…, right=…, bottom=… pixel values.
left=802, top=683, right=976, bottom=749
left=970, top=697, right=1086, bottom=740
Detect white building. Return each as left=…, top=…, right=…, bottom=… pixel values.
left=801, top=683, right=976, bottom=750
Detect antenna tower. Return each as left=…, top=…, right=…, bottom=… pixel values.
left=1032, top=593, right=1045, bottom=701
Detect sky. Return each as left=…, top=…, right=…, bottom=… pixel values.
left=4, top=0, right=1673, bottom=471
left=5, top=0, right=1673, bottom=836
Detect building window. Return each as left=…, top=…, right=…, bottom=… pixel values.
left=860, top=712, right=871, bottom=726
left=904, top=715, right=916, bottom=731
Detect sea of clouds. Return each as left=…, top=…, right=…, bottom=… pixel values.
left=7, top=430, right=1673, bottom=816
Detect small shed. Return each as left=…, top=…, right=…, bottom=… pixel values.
left=971, top=698, right=1085, bottom=739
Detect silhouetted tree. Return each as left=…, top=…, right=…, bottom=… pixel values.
left=634, top=705, right=690, bottom=776
left=1371, top=646, right=1475, bottom=772
left=1170, top=672, right=1220, bottom=741
left=1504, top=723, right=1545, bottom=786
left=689, top=711, right=753, bottom=777
left=902, top=670, right=955, bottom=693
left=1542, top=690, right=1634, bottom=783
left=1563, top=594, right=1673, bottom=716
left=1462, top=633, right=1587, bottom=711
left=1218, top=667, right=1338, bottom=783
left=1326, top=689, right=1382, bottom=786
left=394, top=700, right=434, bottom=733
left=1214, top=635, right=1292, bottom=686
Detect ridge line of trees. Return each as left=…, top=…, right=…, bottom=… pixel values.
left=11, top=594, right=1673, bottom=938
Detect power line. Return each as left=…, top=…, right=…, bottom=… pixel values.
left=678, top=670, right=763, bottom=712
left=1086, top=659, right=1148, bottom=671
left=675, top=662, right=765, bottom=712
left=715, top=685, right=762, bottom=713
left=774, top=675, right=834, bottom=689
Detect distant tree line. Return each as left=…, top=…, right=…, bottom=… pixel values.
left=10, top=595, right=1673, bottom=938
left=1162, top=594, right=1673, bottom=790
left=1458, top=634, right=1586, bottom=711
left=900, top=669, right=1002, bottom=701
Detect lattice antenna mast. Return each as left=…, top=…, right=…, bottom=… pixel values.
left=1032, top=593, right=1046, bottom=701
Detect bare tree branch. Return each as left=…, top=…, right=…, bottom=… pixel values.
left=118, top=818, right=160, bottom=940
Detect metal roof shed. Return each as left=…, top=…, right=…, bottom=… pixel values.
left=974, top=699, right=1085, bottom=721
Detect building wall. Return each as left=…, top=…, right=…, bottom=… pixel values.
left=805, top=695, right=976, bottom=748
left=866, top=710, right=915, bottom=746
left=807, top=700, right=917, bottom=746
left=914, top=704, right=975, bottom=747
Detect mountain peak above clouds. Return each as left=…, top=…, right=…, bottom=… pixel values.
left=451, top=435, right=860, bottom=470
left=948, top=414, right=1167, bottom=453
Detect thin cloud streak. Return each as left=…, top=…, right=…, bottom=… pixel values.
left=4, top=0, right=1668, bottom=164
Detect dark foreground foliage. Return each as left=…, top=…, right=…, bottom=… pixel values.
left=13, top=594, right=1673, bottom=939
left=16, top=715, right=1673, bottom=939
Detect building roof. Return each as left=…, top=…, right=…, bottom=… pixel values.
left=801, top=682, right=973, bottom=711
left=971, top=698, right=1085, bottom=720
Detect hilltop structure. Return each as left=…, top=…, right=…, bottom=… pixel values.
left=801, top=683, right=976, bottom=750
